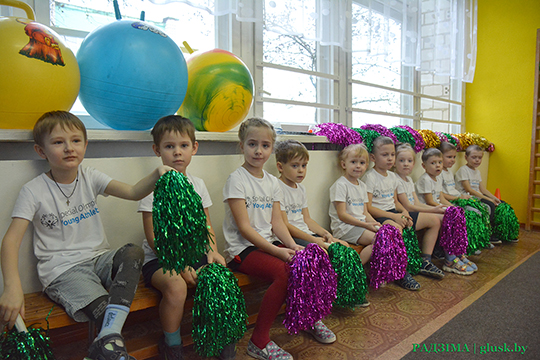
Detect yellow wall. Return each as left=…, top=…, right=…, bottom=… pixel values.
left=466, top=0, right=540, bottom=223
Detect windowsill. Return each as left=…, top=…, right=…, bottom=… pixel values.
left=0, top=129, right=328, bottom=143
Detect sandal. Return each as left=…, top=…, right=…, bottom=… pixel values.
left=443, top=256, right=473, bottom=276
left=86, top=333, right=135, bottom=360
left=396, top=272, right=420, bottom=291
left=459, top=255, right=477, bottom=272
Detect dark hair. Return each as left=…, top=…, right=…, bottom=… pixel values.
left=275, top=139, right=309, bottom=164
left=151, top=115, right=196, bottom=147
left=422, top=148, right=443, bottom=163
left=33, top=111, right=87, bottom=147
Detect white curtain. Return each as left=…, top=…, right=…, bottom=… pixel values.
left=149, top=0, right=477, bottom=82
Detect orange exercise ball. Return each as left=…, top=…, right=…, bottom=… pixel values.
left=0, top=0, right=80, bottom=129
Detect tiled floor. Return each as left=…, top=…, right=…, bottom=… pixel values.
left=53, top=230, right=540, bottom=360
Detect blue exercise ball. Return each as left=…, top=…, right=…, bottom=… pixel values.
left=77, top=20, right=188, bottom=130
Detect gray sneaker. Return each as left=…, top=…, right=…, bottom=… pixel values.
left=158, top=336, right=184, bottom=360
left=419, top=259, right=445, bottom=279
left=246, top=340, right=292, bottom=360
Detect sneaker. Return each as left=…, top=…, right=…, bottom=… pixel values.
left=474, top=249, right=482, bottom=255
left=432, top=246, right=445, bottom=260
left=510, top=238, right=519, bottom=243
left=158, top=336, right=184, bottom=360
left=443, top=256, right=474, bottom=276
left=459, top=255, right=477, bottom=272
left=490, top=236, right=502, bottom=245
left=86, top=333, right=135, bottom=360
left=396, top=273, right=420, bottom=291
left=306, top=320, right=336, bottom=344
left=418, top=259, right=445, bottom=279
left=247, top=340, right=292, bottom=360
left=487, top=243, right=495, bottom=249
left=356, top=300, right=370, bottom=308
left=219, top=343, right=237, bottom=360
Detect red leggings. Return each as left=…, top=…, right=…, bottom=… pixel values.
left=237, top=249, right=289, bottom=349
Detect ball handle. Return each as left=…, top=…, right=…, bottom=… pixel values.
left=15, top=314, right=28, bottom=333
left=0, top=0, right=35, bottom=20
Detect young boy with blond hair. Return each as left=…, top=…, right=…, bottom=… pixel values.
left=275, top=139, right=348, bottom=250
left=138, top=115, right=234, bottom=360
left=0, top=111, right=171, bottom=360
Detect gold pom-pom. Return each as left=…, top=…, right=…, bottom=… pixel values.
left=467, top=132, right=491, bottom=150
left=453, top=133, right=474, bottom=150
left=417, top=129, right=441, bottom=149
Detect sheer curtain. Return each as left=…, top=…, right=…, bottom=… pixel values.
left=150, top=0, right=477, bottom=82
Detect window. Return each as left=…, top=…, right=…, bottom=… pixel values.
left=8, top=0, right=469, bottom=132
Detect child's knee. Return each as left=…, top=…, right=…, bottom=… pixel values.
left=162, top=278, right=188, bottom=301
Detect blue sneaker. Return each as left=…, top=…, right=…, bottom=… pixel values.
left=460, top=255, right=478, bottom=272
left=443, top=255, right=473, bottom=275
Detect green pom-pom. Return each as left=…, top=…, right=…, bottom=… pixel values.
left=192, top=263, right=247, bottom=357
left=493, top=203, right=519, bottom=241
left=402, top=227, right=422, bottom=275
left=390, top=127, right=416, bottom=149
left=1, top=327, right=56, bottom=359
left=328, top=243, right=368, bottom=309
left=153, top=171, right=212, bottom=274
left=451, top=198, right=491, bottom=255
left=351, top=128, right=380, bottom=153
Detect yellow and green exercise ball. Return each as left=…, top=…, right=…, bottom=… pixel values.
left=178, top=49, right=254, bottom=132
left=0, top=0, right=79, bottom=129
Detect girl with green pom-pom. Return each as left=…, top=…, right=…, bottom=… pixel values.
left=138, top=116, right=235, bottom=360
left=223, top=118, right=336, bottom=360
left=455, top=145, right=519, bottom=243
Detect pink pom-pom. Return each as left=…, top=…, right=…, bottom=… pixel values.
left=283, top=243, right=337, bottom=334
left=370, top=224, right=408, bottom=289
left=315, top=123, right=363, bottom=147
left=440, top=206, right=468, bottom=256
left=397, top=125, right=425, bottom=153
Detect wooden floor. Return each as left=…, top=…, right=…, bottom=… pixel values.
left=52, top=229, right=540, bottom=360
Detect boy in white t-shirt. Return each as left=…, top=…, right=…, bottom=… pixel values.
left=137, top=115, right=234, bottom=360
left=439, top=142, right=471, bottom=202
left=0, top=111, right=171, bottom=360
left=363, top=136, right=445, bottom=291
left=274, top=140, right=350, bottom=250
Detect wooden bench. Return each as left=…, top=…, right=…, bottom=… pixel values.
left=24, top=272, right=272, bottom=359
left=24, top=244, right=364, bottom=359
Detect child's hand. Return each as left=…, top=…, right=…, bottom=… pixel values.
left=207, top=251, right=227, bottom=267
left=434, top=204, right=446, bottom=214
left=366, top=221, right=381, bottom=233
left=157, top=165, right=175, bottom=176
left=394, top=213, right=411, bottom=228
left=493, top=197, right=502, bottom=205
left=0, top=288, right=25, bottom=330
left=275, top=247, right=297, bottom=263
left=180, top=266, right=198, bottom=288
left=460, top=194, right=471, bottom=200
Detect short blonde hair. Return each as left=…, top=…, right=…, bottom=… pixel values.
left=338, top=143, right=369, bottom=164
left=396, top=143, right=415, bottom=158
left=33, top=111, right=87, bottom=147
left=275, top=139, right=309, bottom=164
left=238, top=117, right=276, bottom=144
left=372, top=136, right=395, bottom=154
left=465, top=144, right=483, bottom=156
left=422, top=148, right=443, bottom=163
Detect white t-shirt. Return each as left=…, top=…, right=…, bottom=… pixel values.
left=415, top=172, right=442, bottom=204
left=439, top=169, right=461, bottom=197
left=222, top=167, right=282, bottom=262
left=362, top=168, right=399, bottom=211
left=455, top=165, right=482, bottom=194
left=396, top=174, right=416, bottom=205
left=138, top=173, right=212, bottom=265
left=11, top=166, right=112, bottom=290
left=329, top=176, right=368, bottom=239
left=278, top=181, right=313, bottom=236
